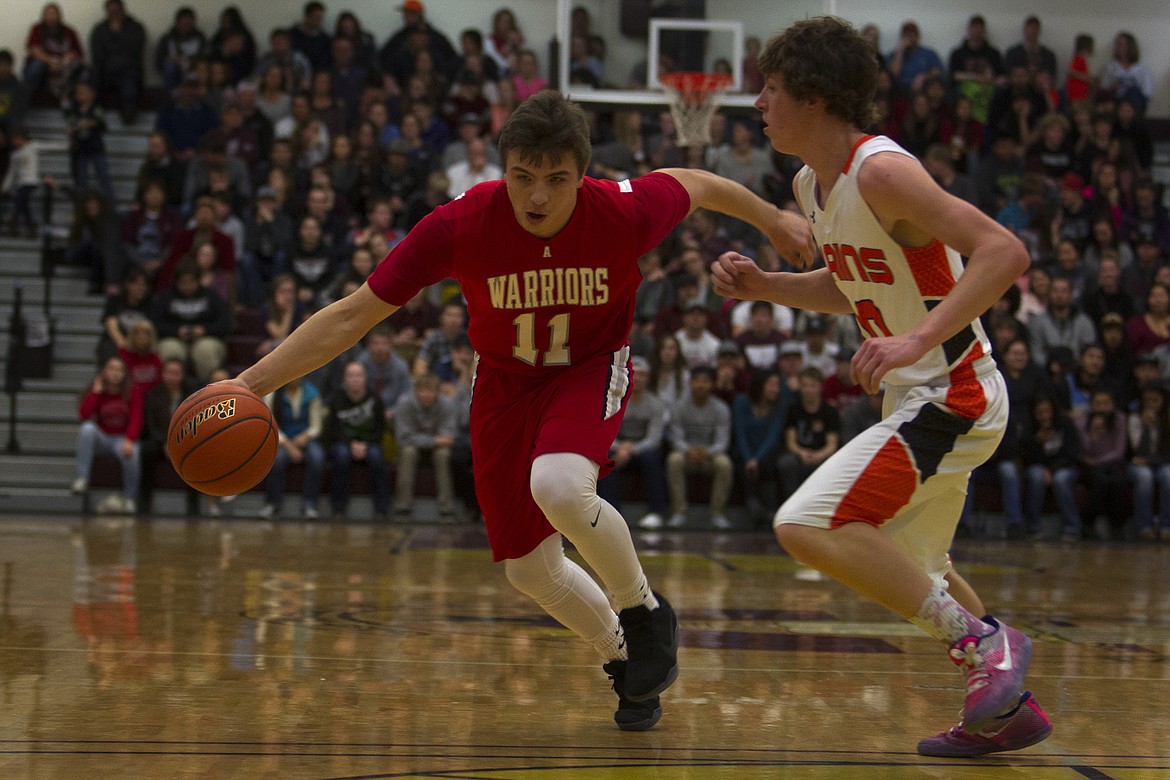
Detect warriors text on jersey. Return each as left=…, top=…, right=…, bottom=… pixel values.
left=367, top=173, right=691, bottom=373
left=794, top=135, right=996, bottom=394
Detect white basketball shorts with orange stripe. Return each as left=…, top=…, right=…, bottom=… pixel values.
left=774, top=370, right=1008, bottom=586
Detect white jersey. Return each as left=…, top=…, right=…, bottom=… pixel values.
left=794, top=135, right=995, bottom=390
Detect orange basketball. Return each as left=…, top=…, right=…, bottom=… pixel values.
left=167, top=385, right=278, bottom=497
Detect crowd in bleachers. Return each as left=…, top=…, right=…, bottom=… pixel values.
left=12, top=3, right=1166, bottom=537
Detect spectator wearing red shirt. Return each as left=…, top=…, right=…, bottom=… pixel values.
left=72, top=355, right=144, bottom=513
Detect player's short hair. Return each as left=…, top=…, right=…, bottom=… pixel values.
left=498, top=90, right=591, bottom=175
left=758, top=16, right=877, bottom=130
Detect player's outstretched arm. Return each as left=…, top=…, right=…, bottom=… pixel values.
left=711, top=252, right=854, bottom=314
left=233, top=283, right=400, bottom=397
left=657, top=167, right=818, bottom=269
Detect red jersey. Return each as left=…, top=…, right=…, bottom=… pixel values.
left=368, top=173, right=691, bottom=374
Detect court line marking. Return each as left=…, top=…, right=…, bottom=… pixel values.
left=0, top=643, right=1166, bottom=682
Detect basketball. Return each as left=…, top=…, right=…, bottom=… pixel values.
left=167, top=385, right=278, bottom=497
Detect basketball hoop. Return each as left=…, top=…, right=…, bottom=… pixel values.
left=660, top=72, right=733, bottom=147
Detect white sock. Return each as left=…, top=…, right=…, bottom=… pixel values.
left=909, top=587, right=994, bottom=644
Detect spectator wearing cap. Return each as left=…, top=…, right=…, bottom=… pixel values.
left=886, top=20, right=943, bottom=95
left=379, top=0, right=458, bottom=87
left=731, top=369, right=787, bottom=529
left=1029, top=276, right=1097, bottom=367
left=676, top=300, right=721, bottom=369
left=241, top=185, right=294, bottom=305
left=444, top=136, right=501, bottom=199
left=1081, top=258, right=1135, bottom=333
left=597, top=355, right=670, bottom=529
left=736, top=300, right=787, bottom=372
left=441, top=111, right=499, bottom=169
left=712, top=341, right=750, bottom=407
left=1127, top=283, right=1170, bottom=357
left=798, top=315, right=839, bottom=379
left=777, top=340, right=805, bottom=395
left=1054, top=171, right=1096, bottom=252
left=154, top=74, right=219, bottom=159
left=231, top=79, right=274, bottom=164
left=666, top=366, right=734, bottom=530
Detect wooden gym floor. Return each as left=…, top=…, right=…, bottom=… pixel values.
left=0, top=514, right=1167, bottom=779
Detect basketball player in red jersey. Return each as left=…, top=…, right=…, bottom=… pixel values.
left=713, top=17, right=1052, bottom=756
left=229, top=90, right=815, bottom=730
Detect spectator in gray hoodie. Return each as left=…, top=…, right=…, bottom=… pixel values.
left=393, top=373, right=456, bottom=518
left=665, top=366, right=733, bottom=530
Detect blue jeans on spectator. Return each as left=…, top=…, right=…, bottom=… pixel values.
left=75, top=421, right=140, bottom=500
left=72, top=151, right=114, bottom=200
left=597, top=447, right=669, bottom=518
left=1025, top=464, right=1080, bottom=536
left=23, top=59, right=48, bottom=91
left=266, top=441, right=325, bottom=512
left=962, top=458, right=1024, bottom=535
left=329, top=441, right=390, bottom=515
left=1127, top=462, right=1170, bottom=534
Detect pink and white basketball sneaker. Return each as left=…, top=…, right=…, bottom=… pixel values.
left=947, top=616, right=1033, bottom=732
left=918, top=690, right=1052, bottom=757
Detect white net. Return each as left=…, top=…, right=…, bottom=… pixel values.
left=662, top=73, right=732, bottom=147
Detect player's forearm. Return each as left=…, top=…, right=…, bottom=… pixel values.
left=672, top=168, right=779, bottom=233
left=759, top=268, right=855, bottom=314
left=240, top=290, right=397, bottom=397
left=906, top=236, right=1028, bottom=352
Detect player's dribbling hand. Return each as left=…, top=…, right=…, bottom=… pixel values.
left=711, top=252, right=768, bottom=300
left=850, top=333, right=928, bottom=394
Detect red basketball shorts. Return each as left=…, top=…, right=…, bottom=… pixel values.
left=470, top=347, right=632, bottom=562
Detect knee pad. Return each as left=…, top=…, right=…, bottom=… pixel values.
left=529, top=453, right=596, bottom=520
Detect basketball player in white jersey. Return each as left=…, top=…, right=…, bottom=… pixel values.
left=712, top=17, right=1052, bottom=757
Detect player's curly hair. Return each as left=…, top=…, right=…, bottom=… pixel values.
left=758, top=16, right=877, bottom=130
left=497, top=89, right=592, bottom=175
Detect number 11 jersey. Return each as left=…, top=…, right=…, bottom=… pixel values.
left=367, top=172, right=691, bottom=374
